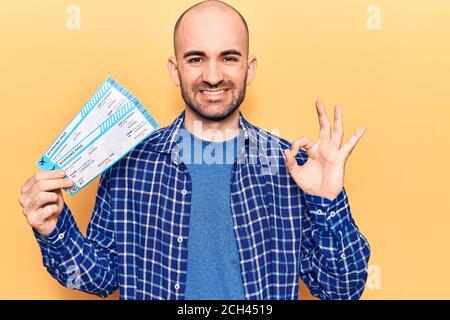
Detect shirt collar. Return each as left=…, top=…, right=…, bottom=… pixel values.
left=150, top=110, right=258, bottom=156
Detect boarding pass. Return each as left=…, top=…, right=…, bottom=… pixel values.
left=36, top=77, right=160, bottom=196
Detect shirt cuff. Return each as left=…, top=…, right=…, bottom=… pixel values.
left=303, top=188, right=352, bottom=232
left=33, top=203, right=78, bottom=266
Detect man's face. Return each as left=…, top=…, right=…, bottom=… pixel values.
left=179, top=48, right=247, bottom=122
left=170, top=5, right=255, bottom=121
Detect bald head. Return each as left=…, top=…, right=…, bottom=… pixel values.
left=173, top=0, right=249, bottom=58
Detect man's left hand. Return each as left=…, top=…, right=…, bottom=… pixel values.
left=284, top=100, right=366, bottom=201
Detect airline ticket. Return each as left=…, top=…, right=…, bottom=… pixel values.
left=36, top=77, right=160, bottom=196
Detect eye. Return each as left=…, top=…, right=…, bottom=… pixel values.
left=224, top=56, right=239, bottom=62
left=188, top=57, right=204, bottom=64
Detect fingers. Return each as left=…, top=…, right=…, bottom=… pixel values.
left=27, top=204, right=60, bottom=228
left=283, top=148, right=298, bottom=172
left=332, top=105, right=344, bottom=147
left=291, top=136, right=315, bottom=155
left=21, top=170, right=66, bottom=194
left=36, top=204, right=60, bottom=221
left=28, top=191, right=59, bottom=212
left=19, top=171, right=72, bottom=210
left=33, top=177, right=73, bottom=192
left=28, top=178, right=73, bottom=202
left=19, top=171, right=71, bottom=236
left=284, top=136, right=315, bottom=172
left=341, top=126, right=367, bottom=159
left=315, top=100, right=331, bottom=140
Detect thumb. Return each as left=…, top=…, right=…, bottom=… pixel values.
left=284, top=148, right=298, bottom=172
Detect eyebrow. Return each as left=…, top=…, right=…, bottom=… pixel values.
left=183, top=49, right=243, bottom=59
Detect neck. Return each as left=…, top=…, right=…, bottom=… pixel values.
left=183, top=106, right=241, bottom=142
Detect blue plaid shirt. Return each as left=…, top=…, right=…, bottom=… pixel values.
left=34, top=111, right=370, bottom=300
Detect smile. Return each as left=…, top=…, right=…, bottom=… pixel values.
left=200, top=89, right=229, bottom=96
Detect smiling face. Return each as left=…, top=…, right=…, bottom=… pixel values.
left=169, top=1, right=256, bottom=122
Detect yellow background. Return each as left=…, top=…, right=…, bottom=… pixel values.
left=1, top=0, right=449, bottom=299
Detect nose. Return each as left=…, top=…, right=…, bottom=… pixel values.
left=202, top=60, right=224, bottom=86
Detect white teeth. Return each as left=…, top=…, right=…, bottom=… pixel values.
left=202, top=90, right=226, bottom=96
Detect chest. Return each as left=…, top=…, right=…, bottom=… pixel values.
left=109, top=155, right=304, bottom=249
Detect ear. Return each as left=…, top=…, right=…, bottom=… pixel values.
left=168, top=56, right=181, bottom=87
left=246, top=55, right=257, bottom=86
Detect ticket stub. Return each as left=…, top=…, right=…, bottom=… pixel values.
left=36, top=77, right=159, bottom=196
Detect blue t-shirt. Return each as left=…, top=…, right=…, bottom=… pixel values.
left=179, top=125, right=245, bottom=300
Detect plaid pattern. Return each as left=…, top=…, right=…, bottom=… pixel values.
left=34, top=111, right=370, bottom=300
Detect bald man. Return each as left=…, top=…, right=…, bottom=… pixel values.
left=19, top=0, right=370, bottom=300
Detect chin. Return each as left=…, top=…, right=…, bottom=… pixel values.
left=197, top=101, right=231, bottom=114
left=195, top=106, right=237, bottom=122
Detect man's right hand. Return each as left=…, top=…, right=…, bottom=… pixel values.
left=19, top=170, right=74, bottom=237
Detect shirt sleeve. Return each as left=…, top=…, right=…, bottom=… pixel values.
left=33, top=171, right=118, bottom=298
left=298, top=188, right=371, bottom=300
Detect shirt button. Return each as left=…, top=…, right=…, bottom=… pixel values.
left=177, top=236, right=183, bottom=243
left=341, top=253, right=346, bottom=259
left=57, top=233, right=65, bottom=240
left=181, top=189, right=187, bottom=195
left=330, top=211, right=336, bottom=217
left=317, top=209, right=322, bottom=215
left=174, top=283, right=180, bottom=290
